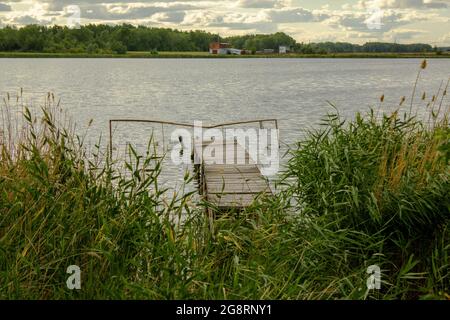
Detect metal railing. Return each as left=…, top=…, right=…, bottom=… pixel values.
left=109, top=118, right=279, bottom=156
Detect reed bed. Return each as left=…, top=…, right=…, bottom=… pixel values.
left=0, top=60, right=448, bottom=299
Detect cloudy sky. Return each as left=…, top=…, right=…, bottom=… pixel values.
left=0, top=0, right=449, bottom=45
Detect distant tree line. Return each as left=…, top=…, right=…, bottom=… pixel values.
left=294, top=41, right=433, bottom=54
left=0, top=24, right=218, bottom=54
left=0, top=24, right=434, bottom=54
left=226, top=32, right=297, bottom=52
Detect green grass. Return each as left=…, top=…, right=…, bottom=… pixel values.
left=0, top=51, right=449, bottom=59
left=282, top=109, right=449, bottom=299
left=0, top=62, right=449, bottom=299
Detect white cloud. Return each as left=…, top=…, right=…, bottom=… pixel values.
left=357, top=0, right=448, bottom=9
left=238, top=0, right=280, bottom=8
left=266, top=7, right=329, bottom=23
left=0, top=0, right=448, bottom=45
left=0, top=3, right=11, bottom=12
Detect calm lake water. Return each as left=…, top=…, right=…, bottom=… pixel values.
left=1, top=58, right=449, bottom=190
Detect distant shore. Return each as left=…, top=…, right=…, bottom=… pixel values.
left=1, top=51, right=449, bottom=59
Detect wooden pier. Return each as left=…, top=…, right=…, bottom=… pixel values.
left=109, top=118, right=277, bottom=209
left=194, top=139, right=272, bottom=209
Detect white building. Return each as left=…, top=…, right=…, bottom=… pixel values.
left=279, top=46, right=290, bottom=54
left=228, top=48, right=243, bottom=55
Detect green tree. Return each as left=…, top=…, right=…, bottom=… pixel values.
left=110, top=41, right=127, bottom=54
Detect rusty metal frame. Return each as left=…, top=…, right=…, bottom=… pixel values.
left=109, top=118, right=279, bottom=156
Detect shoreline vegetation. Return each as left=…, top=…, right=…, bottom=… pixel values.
left=1, top=51, right=449, bottom=59
left=1, top=24, right=449, bottom=59
left=0, top=61, right=449, bottom=300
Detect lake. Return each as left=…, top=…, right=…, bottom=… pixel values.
left=1, top=58, right=449, bottom=189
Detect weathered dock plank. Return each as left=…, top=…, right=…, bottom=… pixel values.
left=195, top=139, right=272, bottom=209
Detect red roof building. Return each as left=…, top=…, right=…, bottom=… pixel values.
left=209, top=42, right=232, bottom=54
